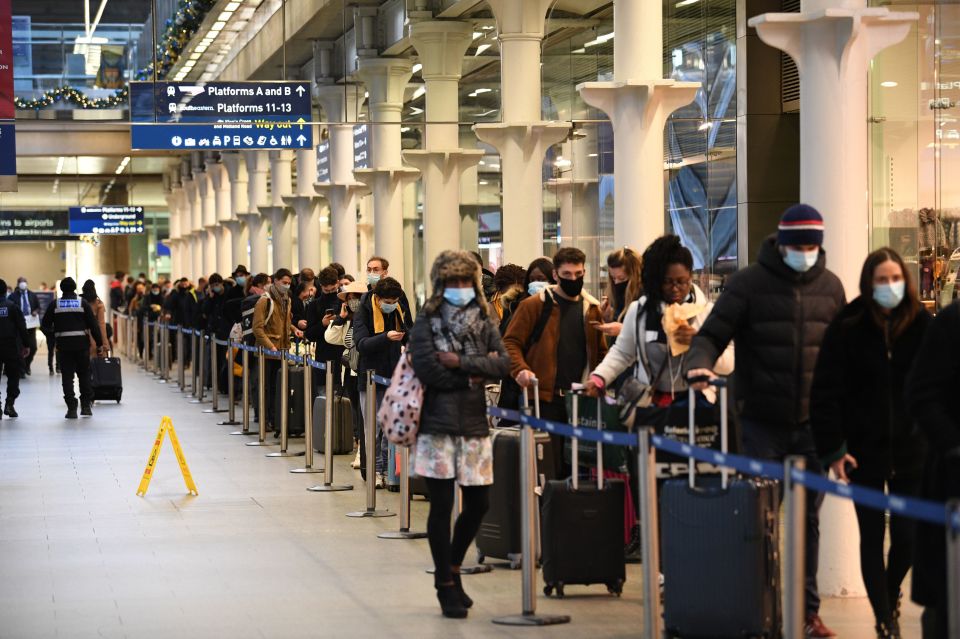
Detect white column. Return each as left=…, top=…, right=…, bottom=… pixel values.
left=221, top=151, right=250, bottom=271
left=182, top=175, right=203, bottom=281
left=355, top=57, right=420, bottom=287
left=284, top=130, right=324, bottom=271
left=195, top=165, right=217, bottom=276
left=206, top=158, right=233, bottom=275
left=243, top=150, right=271, bottom=273
left=315, top=84, right=368, bottom=280
left=577, top=0, right=699, bottom=252
left=259, top=150, right=295, bottom=272
left=473, top=0, right=570, bottom=267
left=750, top=0, right=916, bottom=293
left=165, top=179, right=186, bottom=279
left=404, top=21, right=485, bottom=276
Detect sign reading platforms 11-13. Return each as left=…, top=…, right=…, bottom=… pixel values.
left=129, top=81, right=313, bottom=151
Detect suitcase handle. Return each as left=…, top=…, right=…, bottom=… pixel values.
left=687, top=380, right=728, bottom=490
left=568, top=389, right=605, bottom=492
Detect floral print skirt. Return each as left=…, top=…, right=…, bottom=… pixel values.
left=413, top=432, right=493, bottom=486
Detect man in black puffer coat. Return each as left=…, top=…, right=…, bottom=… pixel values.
left=687, top=204, right=845, bottom=638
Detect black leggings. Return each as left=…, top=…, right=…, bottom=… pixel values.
left=425, top=478, right=490, bottom=585
left=851, top=468, right=921, bottom=624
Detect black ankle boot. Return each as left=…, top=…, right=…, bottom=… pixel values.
left=3, top=402, right=15, bottom=418
left=452, top=573, right=473, bottom=609
left=435, top=584, right=468, bottom=619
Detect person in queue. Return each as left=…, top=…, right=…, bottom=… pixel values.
left=253, top=269, right=293, bottom=435
left=488, top=263, right=525, bottom=323
left=0, top=278, right=29, bottom=419
left=7, top=276, right=40, bottom=376
left=291, top=267, right=316, bottom=334
left=353, top=276, right=412, bottom=487
left=201, top=273, right=229, bottom=391
left=225, top=265, right=249, bottom=304
left=137, top=281, right=163, bottom=360
left=686, top=204, right=845, bottom=638
left=408, top=250, right=512, bottom=619
left=499, top=256, right=555, bottom=334
left=81, top=280, right=108, bottom=360
left=503, top=247, right=607, bottom=477
left=324, top=280, right=368, bottom=470
left=811, top=248, right=930, bottom=639
left=41, top=277, right=105, bottom=419
left=596, top=247, right=643, bottom=340
left=238, top=273, right=270, bottom=423
left=586, top=235, right=733, bottom=403
left=306, top=266, right=346, bottom=388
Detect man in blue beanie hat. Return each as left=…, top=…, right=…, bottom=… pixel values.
left=686, top=204, right=846, bottom=637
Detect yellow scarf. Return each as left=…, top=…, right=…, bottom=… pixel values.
left=491, top=293, right=504, bottom=320
left=371, top=294, right=405, bottom=334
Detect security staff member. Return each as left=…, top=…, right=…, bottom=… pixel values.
left=7, top=276, right=40, bottom=376
left=41, top=277, right=105, bottom=419
left=0, top=278, right=29, bottom=419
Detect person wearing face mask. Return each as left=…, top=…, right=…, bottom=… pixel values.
left=810, top=248, right=929, bottom=639
left=133, top=282, right=156, bottom=360
left=253, top=269, right=294, bottom=434
left=499, top=257, right=555, bottom=335
left=504, top=247, right=608, bottom=478
left=353, top=276, right=413, bottom=487
left=305, top=266, right=347, bottom=387
left=0, top=278, right=29, bottom=419
left=686, top=203, right=845, bottom=638
left=596, top=247, right=643, bottom=341
left=225, top=266, right=250, bottom=304
left=81, top=280, right=108, bottom=360
left=201, top=273, right=230, bottom=392
left=324, top=280, right=368, bottom=469
left=7, top=277, right=40, bottom=376
left=408, top=250, right=511, bottom=618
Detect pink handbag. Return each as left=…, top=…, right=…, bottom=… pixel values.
left=379, top=353, right=424, bottom=447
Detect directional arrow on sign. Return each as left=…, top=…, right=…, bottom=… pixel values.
left=296, top=117, right=306, bottom=130
left=296, top=85, right=306, bottom=97
left=296, top=134, right=307, bottom=146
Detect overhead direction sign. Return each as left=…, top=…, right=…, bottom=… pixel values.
left=129, top=81, right=313, bottom=151
left=68, top=205, right=144, bottom=235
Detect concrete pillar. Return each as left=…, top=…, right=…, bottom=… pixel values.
left=243, top=150, right=271, bottom=273
left=577, top=0, right=699, bottom=253
left=194, top=164, right=217, bottom=277
left=206, top=158, right=233, bottom=275
left=283, top=131, right=324, bottom=271
left=749, top=0, right=916, bottom=293
left=165, top=179, right=186, bottom=279
left=473, top=0, right=570, bottom=267
left=404, top=21, right=485, bottom=276
left=260, top=150, right=295, bottom=272
left=220, top=151, right=249, bottom=271
left=355, top=57, right=420, bottom=286
left=182, top=175, right=203, bottom=281
left=315, top=84, right=369, bottom=280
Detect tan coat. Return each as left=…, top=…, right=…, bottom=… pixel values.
left=89, top=298, right=108, bottom=357
left=252, top=289, right=291, bottom=353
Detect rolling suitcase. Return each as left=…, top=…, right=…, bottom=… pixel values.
left=476, top=388, right=556, bottom=569
left=312, top=391, right=353, bottom=454
left=273, top=365, right=306, bottom=436
left=91, top=356, right=122, bottom=403
left=661, top=384, right=781, bottom=639
left=541, top=392, right=626, bottom=597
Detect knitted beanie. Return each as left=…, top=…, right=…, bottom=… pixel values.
left=778, top=204, right=824, bottom=247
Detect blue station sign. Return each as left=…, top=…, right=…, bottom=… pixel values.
left=129, top=81, right=313, bottom=151
left=68, top=205, right=144, bottom=235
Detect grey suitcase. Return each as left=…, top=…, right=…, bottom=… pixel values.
left=660, top=385, right=781, bottom=638
left=312, top=392, right=353, bottom=454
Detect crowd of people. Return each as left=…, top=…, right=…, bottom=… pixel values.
left=0, top=202, right=957, bottom=637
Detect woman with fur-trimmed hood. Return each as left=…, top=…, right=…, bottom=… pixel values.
left=408, top=250, right=511, bottom=619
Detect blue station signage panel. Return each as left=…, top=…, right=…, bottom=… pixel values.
left=129, top=81, right=313, bottom=151
left=68, top=205, right=144, bottom=235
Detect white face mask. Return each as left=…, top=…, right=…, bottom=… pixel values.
left=18, top=282, right=27, bottom=291
left=873, top=281, right=906, bottom=310
left=783, top=248, right=819, bottom=273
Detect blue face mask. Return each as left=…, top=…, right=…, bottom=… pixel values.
left=528, top=281, right=550, bottom=296
left=379, top=301, right=398, bottom=314
left=873, top=280, right=905, bottom=310
left=367, top=274, right=381, bottom=287
left=443, top=287, right=476, bottom=307
left=235, top=276, right=246, bottom=287
left=783, top=248, right=819, bottom=273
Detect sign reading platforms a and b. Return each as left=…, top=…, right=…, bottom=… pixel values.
left=136, top=416, right=198, bottom=497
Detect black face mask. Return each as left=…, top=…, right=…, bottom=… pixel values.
left=613, top=280, right=628, bottom=306
left=558, top=276, right=584, bottom=298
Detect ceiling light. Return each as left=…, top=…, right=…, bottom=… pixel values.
left=572, top=48, right=585, bottom=54
left=195, top=44, right=209, bottom=53
left=189, top=52, right=201, bottom=60
left=412, top=63, right=422, bottom=74
left=588, top=153, right=598, bottom=158
left=881, top=81, right=898, bottom=88
left=55, top=156, right=65, bottom=175
left=412, top=86, right=426, bottom=100
left=473, top=32, right=482, bottom=40
left=555, top=157, right=572, bottom=168
left=475, top=44, right=491, bottom=56
left=479, top=181, right=489, bottom=185
left=584, top=32, right=615, bottom=49
left=698, top=121, right=714, bottom=131
left=218, top=10, right=234, bottom=21
left=210, top=21, right=226, bottom=32
left=225, top=1, right=241, bottom=10
left=676, top=0, right=699, bottom=6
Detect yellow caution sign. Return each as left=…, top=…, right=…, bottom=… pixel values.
left=136, top=416, right=199, bottom=497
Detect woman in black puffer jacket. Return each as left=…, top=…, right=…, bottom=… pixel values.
left=409, top=250, right=511, bottom=619
left=811, top=248, right=931, bottom=639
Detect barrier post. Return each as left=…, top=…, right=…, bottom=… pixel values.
left=292, top=357, right=324, bottom=474
left=190, top=333, right=208, bottom=404
left=176, top=328, right=185, bottom=390
left=378, top=443, right=424, bottom=539
left=783, top=456, right=807, bottom=639
left=307, top=361, right=354, bottom=488
left=347, top=371, right=392, bottom=516
left=141, top=321, right=149, bottom=369
left=203, top=338, right=225, bottom=413
left=266, top=352, right=304, bottom=458
left=493, top=381, right=569, bottom=627
left=152, top=323, right=161, bottom=376
left=637, top=428, right=663, bottom=639
left=158, top=324, right=170, bottom=383
left=245, top=347, right=278, bottom=447
left=948, top=499, right=960, bottom=639
left=219, top=339, right=241, bottom=425
left=231, top=346, right=257, bottom=435
left=190, top=330, right=199, bottom=396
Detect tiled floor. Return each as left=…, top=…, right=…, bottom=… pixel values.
left=0, top=349, right=922, bottom=638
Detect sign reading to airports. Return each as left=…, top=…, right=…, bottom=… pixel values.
left=129, top=81, right=313, bottom=151
left=68, top=205, right=144, bottom=235
left=353, top=124, right=369, bottom=170
left=0, top=210, right=72, bottom=240
left=0, top=0, right=17, bottom=192
left=316, top=140, right=330, bottom=182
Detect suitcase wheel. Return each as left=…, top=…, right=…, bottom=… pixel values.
left=543, top=583, right=564, bottom=598
left=507, top=553, right=521, bottom=571
left=476, top=550, right=485, bottom=565
left=606, top=580, right=624, bottom=597
left=543, top=585, right=553, bottom=597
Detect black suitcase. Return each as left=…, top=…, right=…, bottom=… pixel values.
left=476, top=426, right=556, bottom=569
left=274, top=365, right=305, bottom=436
left=312, top=392, right=353, bottom=454
left=91, top=356, right=122, bottom=403
left=661, top=385, right=781, bottom=639
left=541, top=393, right=626, bottom=597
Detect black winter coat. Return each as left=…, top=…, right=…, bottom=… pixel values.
left=688, top=236, right=846, bottom=427
left=304, top=291, right=344, bottom=362
left=905, top=301, right=960, bottom=608
left=409, top=303, right=511, bottom=437
left=201, top=293, right=228, bottom=339
left=810, top=297, right=930, bottom=477
left=353, top=292, right=412, bottom=377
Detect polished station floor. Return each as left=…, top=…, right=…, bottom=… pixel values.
left=0, top=348, right=922, bottom=638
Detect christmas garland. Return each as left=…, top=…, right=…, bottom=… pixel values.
left=15, top=0, right=216, bottom=110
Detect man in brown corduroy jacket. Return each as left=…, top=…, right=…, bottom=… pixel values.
left=253, top=268, right=293, bottom=433
left=503, top=248, right=607, bottom=476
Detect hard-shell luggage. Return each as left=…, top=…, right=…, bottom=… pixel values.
left=273, top=365, right=305, bottom=436
left=91, top=356, right=122, bottom=403
left=660, top=384, right=781, bottom=639
left=541, top=392, right=626, bottom=597
left=312, top=391, right=353, bottom=454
